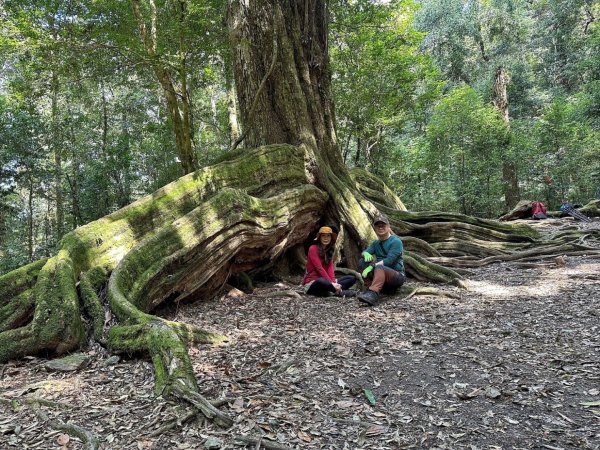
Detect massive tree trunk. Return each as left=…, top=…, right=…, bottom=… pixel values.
left=2, top=0, right=598, bottom=434
left=227, top=0, right=379, bottom=259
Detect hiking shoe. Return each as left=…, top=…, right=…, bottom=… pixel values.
left=357, top=290, right=379, bottom=306
left=336, top=289, right=357, bottom=298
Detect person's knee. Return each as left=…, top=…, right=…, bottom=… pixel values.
left=372, top=266, right=386, bottom=280
left=390, top=273, right=405, bottom=289
left=314, top=277, right=331, bottom=289
left=383, top=269, right=404, bottom=286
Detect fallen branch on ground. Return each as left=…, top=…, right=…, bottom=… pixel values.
left=234, top=434, right=294, bottom=450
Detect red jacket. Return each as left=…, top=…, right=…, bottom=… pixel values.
left=532, top=201, right=547, bottom=215
left=302, top=244, right=335, bottom=285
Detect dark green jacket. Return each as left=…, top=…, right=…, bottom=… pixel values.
left=365, top=234, right=404, bottom=273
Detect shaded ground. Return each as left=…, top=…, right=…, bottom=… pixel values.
left=2, top=221, right=600, bottom=450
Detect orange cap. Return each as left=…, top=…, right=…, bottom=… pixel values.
left=314, top=226, right=337, bottom=242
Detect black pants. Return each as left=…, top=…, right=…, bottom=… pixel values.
left=306, top=275, right=356, bottom=297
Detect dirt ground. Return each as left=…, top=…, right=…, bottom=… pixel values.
left=1, top=220, right=599, bottom=450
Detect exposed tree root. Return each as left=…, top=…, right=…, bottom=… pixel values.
left=2, top=143, right=598, bottom=430
left=141, top=397, right=237, bottom=439
left=580, top=199, right=600, bottom=217
left=397, top=286, right=461, bottom=301
left=350, top=168, right=407, bottom=211
left=516, top=250, right=600, bottom=262
left=498, top=200, right=534, bottom=221
left=170, top=385, right=234, bottom=428
left=429, top=243, right=599, bottom=268
left=1, top=397, right=100, bottom=450
left=79, top=267, right=108, bottom=343
left=0, top=288, right=35, bottom=332
left=143, top=407, right=198, bottom=438
left=32, top=405, right=100, bottom=450
left=404, top=253, right=462, bottom=284
left=1, top=145, right=327, bottom=427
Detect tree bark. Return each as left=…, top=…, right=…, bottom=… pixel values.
left=51, top=69, right=64, bottom=240
left=227, top=0, right=377, bottom=250
left=27, top=177, right=34, bottom=262
left=492, top=66, right=520, bottom=210
left=225, top=70, right=241, bottom=144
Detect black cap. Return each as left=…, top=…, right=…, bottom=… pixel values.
left=373, top=214, right=390, bottom=225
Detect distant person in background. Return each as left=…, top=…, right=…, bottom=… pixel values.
left=531, top=201, right=547, bottom=219
left=560, top=200, right=573, bottom=213
left=302, top=227, right=357, bottom=297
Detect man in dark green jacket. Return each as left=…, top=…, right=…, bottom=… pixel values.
left=357, top=215, right=405, bottom=306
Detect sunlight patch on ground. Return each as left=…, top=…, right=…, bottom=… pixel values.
left=469, top=258, right=599, bottom=300
left=467, top=276, right=563, bottom=299
left=1, top=377, right=84, bottom=399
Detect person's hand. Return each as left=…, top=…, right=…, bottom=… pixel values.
left=362, top=251, right=374, bottom=262
left=333, top=282, right=342, bottom=293
left=361, top=265, right=374, bottom=279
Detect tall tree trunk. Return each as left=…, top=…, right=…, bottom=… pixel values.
left=225, top=72, right=241, bottom=144
left=27, top=177, right=34, bottom=262
left=130, top=0, right=198, bottom=174
left=492, top=66, right=520, bottom=209
left=101, top=82, right=109, bottom=157
left=100, top=83, right=112, bottom=214
left=51, top=70, right=64, bottom=241
left=228, top=1, right=338, bottom=161
left=116, top=110, right=132, bottom=208
left=177, top=0, right=195, bottom=169
left=44, top=201, right=51, bottom=254
left=228, top=0, right=377, bottom=252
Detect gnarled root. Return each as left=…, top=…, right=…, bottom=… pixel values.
left=0, top=253, right=85, bottom=362
left=33, top=404, right=100, bottom=450
left=397, top=285, right=461, bottom=301
left=2, top=143, right=598, bottom=432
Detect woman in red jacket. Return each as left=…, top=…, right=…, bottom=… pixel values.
left=302, top=226, right=357, bottom=297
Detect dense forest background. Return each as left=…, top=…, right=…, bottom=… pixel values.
left=1, top=0, right=599, bottom=275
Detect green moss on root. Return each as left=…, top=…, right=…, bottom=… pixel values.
left=0, top=258, right=47, bottom=305
left=0, top=289, right=35, bottom=332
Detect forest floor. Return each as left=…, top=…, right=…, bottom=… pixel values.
left=1, top=219, right=599, bottom=450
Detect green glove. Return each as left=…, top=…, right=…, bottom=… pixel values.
left=362, top=251, right=374, bottom=262
left=361, top=265, right=374, bottom=279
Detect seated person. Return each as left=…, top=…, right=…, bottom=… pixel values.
left=531, top=201, right=547, bottom=219
left=358, top=215, right=406, bottom=306
left=302, top=226, right=357, bottom=297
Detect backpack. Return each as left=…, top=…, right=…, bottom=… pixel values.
left=531, top=201, right=547, bottom=219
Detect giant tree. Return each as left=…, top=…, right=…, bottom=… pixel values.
left=1, top=0, right=597, bottom=432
